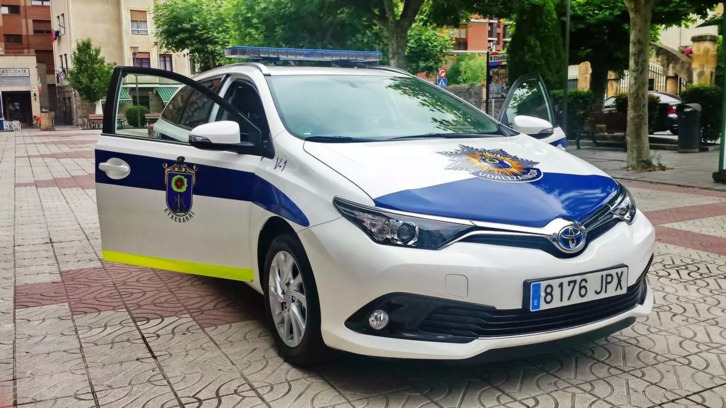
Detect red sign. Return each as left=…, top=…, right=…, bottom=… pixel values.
left=438, top=68, right=447, bottom=79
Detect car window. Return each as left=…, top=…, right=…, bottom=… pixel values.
left=112, top=73, right=235, bottom=144
left=603, top=97, right=616, bottom=108
left=267, top=75, right=503, bottom=139
left=501, top=77, right=553, bottom=127
left=222, top=80, right=268, bottom=136
left=652, top=93, right=679, bottom=104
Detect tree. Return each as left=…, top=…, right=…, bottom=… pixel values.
left=153, top=0, right=232, bottom=72
left=66, top=39, right=114, bottom=105
left=229, top=0, right=450, bottom=75
left=344, top=0, right=427, bottom=69
left=622, top=0, right=717, bottom=169
left=448, top=53, right=487, bottom=85
left=229, top=0, right=384, bottom=52
left=507, top=0, right=565, bottom=90
left=405, top=22, right=453, bottom=75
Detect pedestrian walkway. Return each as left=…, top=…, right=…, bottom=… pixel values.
left=570, top=146, right=726, bottom=191
left=2, top=130, right=726, bottom=407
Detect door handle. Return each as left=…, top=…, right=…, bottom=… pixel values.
left=99, top=158, right=130, bottom=180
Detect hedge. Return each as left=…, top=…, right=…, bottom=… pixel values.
left=680, top=84, right=722, bottom=143
left=550, top=89, right=596, bottom=134
left=125, top=105, right=149, bottom=128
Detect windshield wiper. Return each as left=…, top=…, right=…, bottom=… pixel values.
left=387, top=132, right=497, bottom=141
left=305, top=136, right=376, bottom=143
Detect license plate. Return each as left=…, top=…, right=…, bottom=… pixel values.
left=529, top=267, right=629, bottom=312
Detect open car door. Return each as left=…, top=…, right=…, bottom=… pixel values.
left=499, top=74, right=567, bottom=149
left=97, top=67, right=267, bottom=282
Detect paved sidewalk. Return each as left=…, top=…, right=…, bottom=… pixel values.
left=2, top=129, right=726, bottom=407
left=570, top=147, right=726, bottom=191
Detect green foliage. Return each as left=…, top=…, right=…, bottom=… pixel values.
left=447, top=54, right=487, bottom=85
left=153, top=0, right=232, bottom=72
left=125, top=105, right=149, bottom=128
left=66, top=39, right=114, bottom=104
left=507, top=0, right=564, bottom=90
left=550, top=89, right=597, bottom=133
left=229, top=0, right=383, bottom=51
left=681, top=84, right=722, bottom=142
left=406, top=23, right=453, bottom=76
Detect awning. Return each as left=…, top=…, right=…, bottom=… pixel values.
left=119, top=88, right=132, bottom=102
left=156, top=87, right=178, bottom=105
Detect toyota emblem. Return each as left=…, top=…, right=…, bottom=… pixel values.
left=556, top=224, right=586, bottom=254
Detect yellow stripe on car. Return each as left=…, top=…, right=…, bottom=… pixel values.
left=102, top=250, right=254, bottom=281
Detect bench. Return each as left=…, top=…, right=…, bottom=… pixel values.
left=145, top=113, right=161, bottom=124
left=87, top=114, right=103, bottom=129
left=86, top=114, right=127, bottom=129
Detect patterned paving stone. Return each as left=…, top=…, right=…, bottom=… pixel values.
left=256, top=377, right=349, bottom=408
left=8, top=130, right=726, bottom=407
left=664, top=215, right=726, bottom=239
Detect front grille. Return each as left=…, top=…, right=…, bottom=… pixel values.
left=418, top=272, right=648, bottom=339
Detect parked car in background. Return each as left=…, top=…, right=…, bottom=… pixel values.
left=601, top=91, right=680, bottom=134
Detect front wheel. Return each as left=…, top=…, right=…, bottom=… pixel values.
left=263, top=233, right=327, bottom=366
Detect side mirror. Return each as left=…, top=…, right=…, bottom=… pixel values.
left=189, top=121, right=257, bottom=154
left=512, top=115, right=554, bottom=139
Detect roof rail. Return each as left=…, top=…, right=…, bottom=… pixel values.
left=242, top=62, right=271, bottom=76
left=227, top=62, right=272, bottom=76
left=369, top=66, right=412, bottom=76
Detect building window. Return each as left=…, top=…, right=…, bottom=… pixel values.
left=64, top=54, right=68, bottom=69
left=33, top=20, right=52, bottom=35
left=3, top=35, right=22, bottom=44
left=133, top=52, right=151, bottom=68
left=1, top=5, right=20, bottom=14
left=158, top=54, right=173, bottom=71
left=130, top=10, right=148, bottom=35
left=32, top=0, right=51, bottom=5
left=59, top=13, right=65, bottom=35
left=453, top=25, right=468, bottom=51
left=489, top=22, right=498, bottom=38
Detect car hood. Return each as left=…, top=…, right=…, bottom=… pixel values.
left=303, top=136, right=619, bottom=228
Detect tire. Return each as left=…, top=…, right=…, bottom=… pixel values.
left=262, top=233, right=327, bottom=367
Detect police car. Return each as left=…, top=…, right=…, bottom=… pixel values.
left=96, top=47, right=654, bottom=366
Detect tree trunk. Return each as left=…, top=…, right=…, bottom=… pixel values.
left=624, top=0, right=654, bottom=169
left=589, top=60, right=609, bottom=112
left=387, top=27, right=409, bottom=70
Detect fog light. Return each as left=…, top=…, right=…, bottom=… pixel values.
left=368, top=310, right=389, bottom=330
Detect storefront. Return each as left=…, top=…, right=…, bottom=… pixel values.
left=0, top=56, right=42, bottom=127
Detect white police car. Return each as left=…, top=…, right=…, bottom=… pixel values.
left=96, top=48, right=654, bottom=366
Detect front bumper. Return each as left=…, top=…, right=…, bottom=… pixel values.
left=298, top=211, right=655, bottom=359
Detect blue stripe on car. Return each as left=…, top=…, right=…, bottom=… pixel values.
left=551, top=138, right=567, bottom=149
left=95, top=150, right=310, bottom=227
left=373, top=173, right=618, bottom=228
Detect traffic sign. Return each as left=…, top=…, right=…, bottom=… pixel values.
left=488, top=53, right=508, bottom=67
left=438, top=68, right=447, bottom=79
left=437, top=77, right=447, bottom=88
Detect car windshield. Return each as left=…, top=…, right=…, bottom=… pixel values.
left=267, top=75, right=505, bottom=140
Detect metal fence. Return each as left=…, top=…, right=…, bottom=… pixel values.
left=614, top=63, right=667, bottom=94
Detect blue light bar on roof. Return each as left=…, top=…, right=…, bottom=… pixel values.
left=225, top=46, right=382, bottom=62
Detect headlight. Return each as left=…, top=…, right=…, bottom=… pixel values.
left=610, top=186, right=636, bottom=224
left=333, top=197, right=475, bottom=250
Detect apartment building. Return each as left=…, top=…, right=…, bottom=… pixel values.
left=0, top=0, right=55, bottom=126
left=452, top=17, right=510, bottom=53
left=51, top=0, right=191, bottom=125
